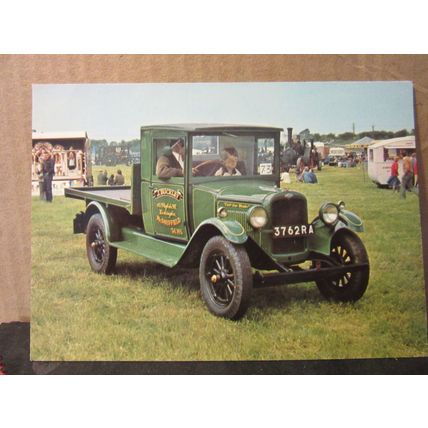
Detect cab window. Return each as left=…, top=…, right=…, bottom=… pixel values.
left=191, top=134, right=276, bottom=177
left=154, top=138, right=185, bottom=180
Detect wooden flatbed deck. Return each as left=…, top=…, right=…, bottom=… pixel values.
left=64, top=186, right=132, bottom=209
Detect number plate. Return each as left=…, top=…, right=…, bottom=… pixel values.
left=272, top=224, right=315, bottom=238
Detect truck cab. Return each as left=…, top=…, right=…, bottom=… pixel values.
left=65, top=124, right=370, bottom=320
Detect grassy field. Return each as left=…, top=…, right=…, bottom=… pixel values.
left=31, top=164, right=427, bottom=361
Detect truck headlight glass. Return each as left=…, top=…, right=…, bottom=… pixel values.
left=217, top=207, right=228, bottom=218
left=249, top=206, right=268, bottom=229
left=319, top=203, right=339, bottom=226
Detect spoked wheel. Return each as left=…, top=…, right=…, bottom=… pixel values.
left=199, top=236, right=252, bottom=320
left=206, top=252, right=236, bottom=306
left=315, top=232, right=369, bottom=302
left=86, top=214, right=117, bottom=274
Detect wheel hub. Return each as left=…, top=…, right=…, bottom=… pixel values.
left=206, top=253, right=236, bottom=305
left=211, top=274, right=220, bottom=283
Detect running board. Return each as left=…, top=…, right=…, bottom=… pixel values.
left=110, top=227, right=186, bottom=268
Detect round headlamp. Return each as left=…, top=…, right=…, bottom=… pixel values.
left=217, top=207, right=228, bottom=218
left=319, top=203, right=339, bottom=226
left=248, top=206, right=268, bottom=229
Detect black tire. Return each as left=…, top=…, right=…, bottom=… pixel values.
left=199, top=236, right=253, bottom=320
left=315, top=232, right=369, bottom=302
left=86, top=213, right=117, bottom=274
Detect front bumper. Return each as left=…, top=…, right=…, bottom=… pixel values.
left=253, top=263, right=369, bottom=288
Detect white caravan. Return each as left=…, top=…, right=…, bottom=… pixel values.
left=367, top=136, right=415, bottom=186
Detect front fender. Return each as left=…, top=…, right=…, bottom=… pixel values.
left=338, top=209, right=364, bottom=232
left=177, top=218, right=248, bottom=268
left=195, top=218, right=248, bottom=244
left=308, top=211, right=364, bottom=256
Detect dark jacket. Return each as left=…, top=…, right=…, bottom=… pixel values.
left=156, top=153, right=183, bottom=178
left=114, top=173, right=125, bottom=185
left=42, top=158, right=55, bottom=177
left=97, top=172, right=107, bottom=185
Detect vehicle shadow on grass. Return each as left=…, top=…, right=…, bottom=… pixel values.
left=115, top=261, right=200, bottom=292
left=250, top=284, right=324, bottom=312
left=115, top=261, right=324, bottom=311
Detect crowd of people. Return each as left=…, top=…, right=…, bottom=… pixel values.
left=387, top=152, right=419, bottom=199
left=97, top=169, right=126, bottom=186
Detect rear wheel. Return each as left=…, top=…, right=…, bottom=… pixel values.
left=315, top=232, right=369, bottom=302
left=199, top=236, right=253, bottom=320
left=86, top=214, right=117, bottom=274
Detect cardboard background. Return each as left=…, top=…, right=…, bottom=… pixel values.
left=0, top=54, right=427, bottom=323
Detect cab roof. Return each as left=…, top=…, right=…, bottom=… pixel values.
left=141, top=123, right=283, bottom=132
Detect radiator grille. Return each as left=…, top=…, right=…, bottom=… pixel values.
left=227, top=210, right=252, bottom=233
left=271, top=196, right=307, bottom=254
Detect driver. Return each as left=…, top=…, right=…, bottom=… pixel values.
left=156, top=138, right=185, bottom=178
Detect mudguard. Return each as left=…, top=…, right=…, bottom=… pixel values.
left=193, top=218, right=248, bottom=245
left=308, top=210, right=364, bottom=256
left=85, top=201, right=122, bottom=243
left=338, top=209, right=364, bottom=232
left=176, top=218, right=248, bottom=268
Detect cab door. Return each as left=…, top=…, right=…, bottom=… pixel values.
left=149, top=132, right=189, bottom=241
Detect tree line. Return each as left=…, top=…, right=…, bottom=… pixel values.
left=311, top=128, right=415, bottom=144
left=90, top=128, right=415, bottom=150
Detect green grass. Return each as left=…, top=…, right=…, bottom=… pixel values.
left=31, top=165, right=427, bottom=360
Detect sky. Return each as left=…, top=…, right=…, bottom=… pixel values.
left=32, top=82, right=415, bottom=142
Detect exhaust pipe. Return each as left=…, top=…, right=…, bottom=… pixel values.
left=287, top=127, right=293, bottom=146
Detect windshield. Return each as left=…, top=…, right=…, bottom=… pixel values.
left=191, top=133, right=277, bottom=178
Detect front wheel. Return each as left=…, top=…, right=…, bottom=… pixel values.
left=86, top=213, right=117, bottom=274
left=315, top=232, right=369, bottom=302
left=199, top=236, right=253, bottom=320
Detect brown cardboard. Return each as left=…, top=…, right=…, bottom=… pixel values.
left=0, top=54, right=427, bottom=323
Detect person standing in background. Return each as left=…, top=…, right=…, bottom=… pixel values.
left=42, top=151, right=55, bottom=202
left=411, top=152, right=419, bottom=195
left=387, top=156, right=400, bottom=192
left=114, top=169, right=125, bottom=185
left=400, top=153, right=413, bottom=199
left=96, top=169, right=109, bottom=185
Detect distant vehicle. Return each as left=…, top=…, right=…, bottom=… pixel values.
left=367, top=136, right=415, bottom=186
left=97, top=145, right=130, bottom=166
left=313, top=142, right=329, bottom=160
left=328, top=147, right=346, bottom=166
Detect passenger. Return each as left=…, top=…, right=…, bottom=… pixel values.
left=214, top=147, right=243, bottom=176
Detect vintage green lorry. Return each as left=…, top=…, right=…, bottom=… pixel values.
left=65, top=124, right=369, bottom=319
